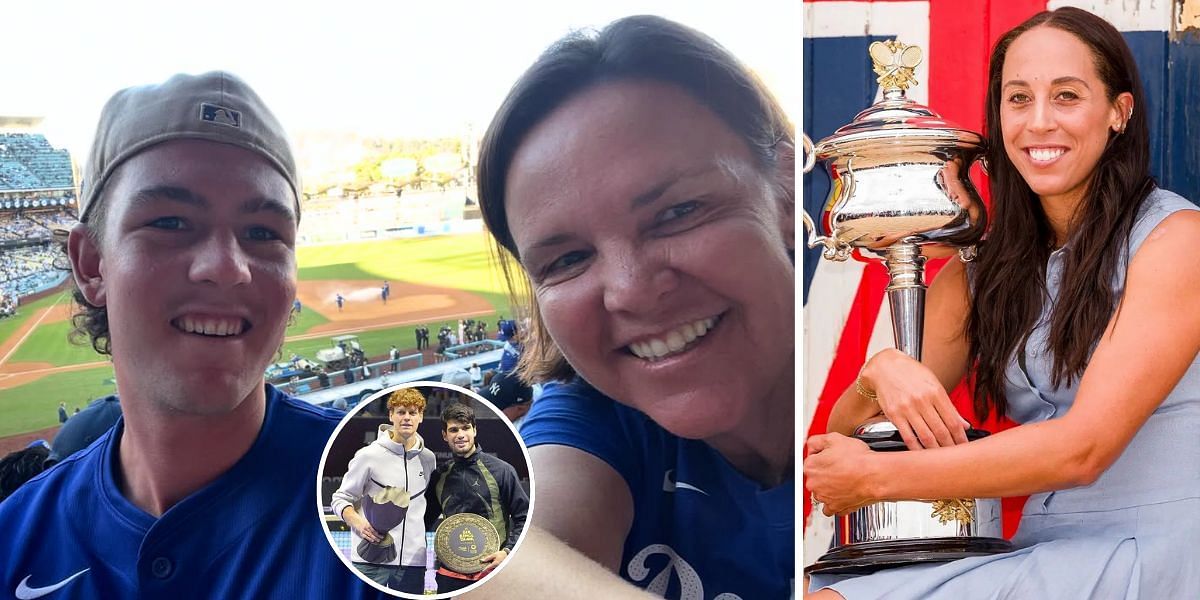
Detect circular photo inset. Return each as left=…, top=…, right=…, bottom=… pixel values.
left=317, top=381, right=534, bottom=598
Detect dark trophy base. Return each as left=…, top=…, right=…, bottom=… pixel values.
left=805, top=537, right=1014, bottom=576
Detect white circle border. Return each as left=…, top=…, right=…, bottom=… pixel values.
left=314, top=380, right=537, bottom=599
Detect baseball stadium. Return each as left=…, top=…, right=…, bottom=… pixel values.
left=0, top=121, right=520, bottom=456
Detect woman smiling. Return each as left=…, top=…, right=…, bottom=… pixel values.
left=806, top=7, right=1200, bottom=599
left=477, top=15, right=795, bottom=599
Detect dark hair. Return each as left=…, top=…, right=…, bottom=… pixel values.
left=441, top=402, right=476, bottom=429
left=477, top=14, right=794, bottom=383
left=0, top=445, right=50, bottom=501
left=65, top=205, right=111, bottom=356
left=968, top=7, right=1154, bottom=420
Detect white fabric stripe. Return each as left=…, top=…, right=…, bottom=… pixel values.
left=803, top=258, right=867, bottom=425
left=806, top=1, right=931, bottom=105
left=1049, top=0, right=1172, bottom=31
left=803, top=263, right=891, bottom=566
left=867, top=289, right=897, bottom=358
left=803, top=511, right=836, bottom=568
left=805, top=1, right=929, bottom=37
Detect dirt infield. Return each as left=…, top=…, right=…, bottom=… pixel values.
left=296, top=279, right=494, bottom=333
left=0, top=425, right=59, bottom=456
left=0, top=279, right=495, bottom=391
left=0, top=361, right=109, bottom=391
left=40, top=302, right=73, bottom=324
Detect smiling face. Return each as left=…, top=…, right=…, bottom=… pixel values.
left=442, top=419, right=477, bottom=457
left=1000, top=26, right=1130, bottom=209
left=74, top=139, right=297, bottom=415
left=503, top=80, right=795, bottom=440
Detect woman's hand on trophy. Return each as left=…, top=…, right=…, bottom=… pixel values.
left=863, top=349, right=970, bottom=450
left=805, top=433, right=878, bottom=516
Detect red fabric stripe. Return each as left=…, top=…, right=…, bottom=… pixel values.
left=804, top=0, right=1052, bottom=539
left=803, top=261, right=889, bottom=523
left=926, top=0, right=1048, bottom=538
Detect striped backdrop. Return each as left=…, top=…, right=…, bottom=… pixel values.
left=802, top=0, right=1200, bottom=564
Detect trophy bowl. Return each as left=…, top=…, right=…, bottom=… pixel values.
left=805, top=421, right=1012, bottom=575
left=804, top=39, right=1011, bottom=575
left=802, top=40, right=988, bottom=265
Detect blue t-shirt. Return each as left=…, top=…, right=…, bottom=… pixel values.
left=520, top=380, right=794, bottom=599
left=0, top=385, right=383, bottom=599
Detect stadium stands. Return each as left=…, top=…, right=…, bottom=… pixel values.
left=0, top=131, right=78, bottom=316
left=0, top=209, right=76, bottom=241
left=0, top=243, right=69, bottom=312
left=0, top=133, right=73, bottom=189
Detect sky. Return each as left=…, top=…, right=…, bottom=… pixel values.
left=2, top=0, right=799, bottom=162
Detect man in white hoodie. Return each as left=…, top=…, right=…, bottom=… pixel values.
left=332, top=387, right=437, bottom=593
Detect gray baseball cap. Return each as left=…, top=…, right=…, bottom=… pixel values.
left=80, top=71, right=300, bottom=222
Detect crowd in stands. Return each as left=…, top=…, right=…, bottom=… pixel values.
left=0, top=207, right=77, bottom=241
left=0, top=292, right=15, bottom=319
left=0, top=243, right=68, bottom=316
left=0, top=133, right=74, bottom=190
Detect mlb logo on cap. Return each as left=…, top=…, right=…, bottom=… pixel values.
left=201, top=103, right=241, bottom=128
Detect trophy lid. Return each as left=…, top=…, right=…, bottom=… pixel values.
left=814, top=40, right=983, bottom=157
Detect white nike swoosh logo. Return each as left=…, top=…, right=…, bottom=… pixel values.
left=15, top=569, right=90, bottom=599
left=662, top=469, right=708, bottom=496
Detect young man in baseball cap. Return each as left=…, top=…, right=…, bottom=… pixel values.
left=0, top=71, right=381, bottom=598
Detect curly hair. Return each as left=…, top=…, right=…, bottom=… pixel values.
left=440, top=402, right=475, bottom=429
left=387, top=387, right=427, bottom=413
left=0, top=445, right=50, bottom=501
left=64, top=204, right=112, bottom=356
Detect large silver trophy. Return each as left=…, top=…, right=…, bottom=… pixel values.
left=804, top=40, right=1011, bottom=574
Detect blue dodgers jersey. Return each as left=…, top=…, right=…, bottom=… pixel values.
left=519, top=381, right=795, bottom=600
left=0, top=386, right=385, bottom=599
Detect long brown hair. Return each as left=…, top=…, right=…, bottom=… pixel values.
left=968, top=7, right=1155, bottom=420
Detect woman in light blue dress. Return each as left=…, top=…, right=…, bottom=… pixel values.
left=806, top=7, right=1200, bottom=599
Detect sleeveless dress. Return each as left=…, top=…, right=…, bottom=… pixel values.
left=810, top=188, right=1200, bottom=599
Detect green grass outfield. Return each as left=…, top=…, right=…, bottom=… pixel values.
left=0, top=292, right=69, bottom=353
left=0, top=365, right=117, bottom=438
left=0, top=232, right=516, bottom=438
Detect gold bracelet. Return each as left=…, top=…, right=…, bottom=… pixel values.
left=855, top=368, right=878, bottom=403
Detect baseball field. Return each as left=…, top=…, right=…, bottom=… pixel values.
left=0, top=231, right=515, bottom=451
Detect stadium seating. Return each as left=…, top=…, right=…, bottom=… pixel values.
left=0, top=243, right=69, bottom=313
left=0, top=133, right=74, bottom=189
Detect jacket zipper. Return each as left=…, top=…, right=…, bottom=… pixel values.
left=399, top=446, right=409, bottom=566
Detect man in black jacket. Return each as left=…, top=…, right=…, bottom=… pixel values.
left=426, top=402, right=529, bottom=593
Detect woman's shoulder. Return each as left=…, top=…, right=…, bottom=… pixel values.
left=525, top=380, right=660, bottom=435
left=1130, top=188, right=1200, bottom=256
left=520, top=380, right=673, bottom=473
left=1144, top=187, right=1197, bottom=209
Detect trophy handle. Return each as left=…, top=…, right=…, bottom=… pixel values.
left=800, top=132, right=853, bottom=262
left=956, top=153, right=988, bottom=263
left=802, top=132, right=817, bottom=174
